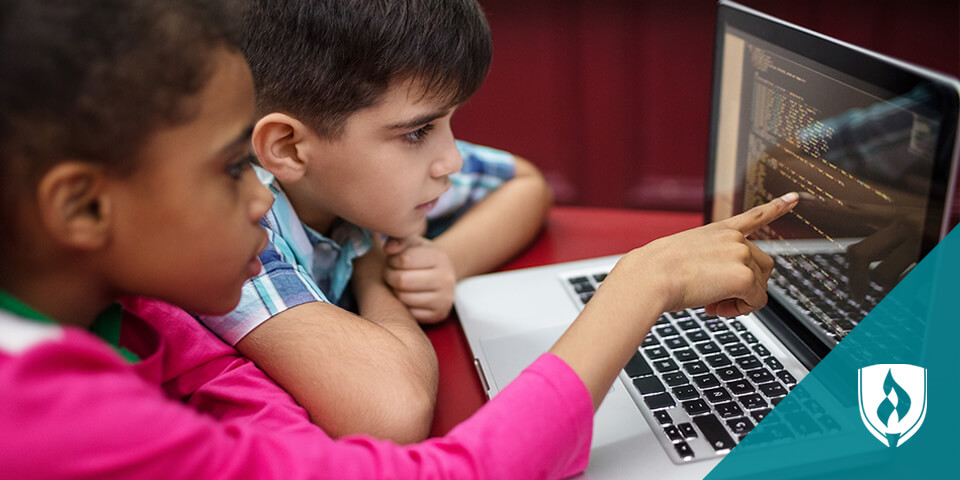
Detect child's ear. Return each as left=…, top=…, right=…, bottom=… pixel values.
left=35, top=162, right=112, bottom=250
left=253, top=113, right=315, bottom=183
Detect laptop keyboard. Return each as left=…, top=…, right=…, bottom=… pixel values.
left=565, top=272, right=816, bottom=464
left=769, top=252, right=887, bottom=344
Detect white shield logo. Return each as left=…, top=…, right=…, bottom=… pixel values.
left=858, top=364, right=927, bottom=447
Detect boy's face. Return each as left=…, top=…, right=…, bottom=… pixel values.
left=107, top=49, right=273, bottom=315
left=301, top=79, right=463, bottom=238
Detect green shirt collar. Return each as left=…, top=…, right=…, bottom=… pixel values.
left=0, top=291, right=138, bottom=362
left=0, top=290, right=55, bottom=324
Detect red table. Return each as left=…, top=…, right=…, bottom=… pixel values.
left=424, top=206, right=702, bottom=436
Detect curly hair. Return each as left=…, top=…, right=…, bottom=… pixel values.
left=0, top=0, right=245, bottom=234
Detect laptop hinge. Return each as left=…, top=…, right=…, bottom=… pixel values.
left=472, top=358, right=491, bottom=399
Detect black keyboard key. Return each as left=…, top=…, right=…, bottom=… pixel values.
left=715, top=401, right=744, bottom=418
left=735, top=356, right=762, bottom=370
left=633, top=376, right=666, bottom=395
left=682, top=399, right=710, bottom=416
left=705, top=321, right=729, bottom=333
left=678, top=422, right=698, bottom=438
left=655, top=325, right=679, bottom=338
left=664, top=425, right=683, bottom=442
left=624, top=352, right=653, bottom=378
left=664, top=337, right=689, bottom=350
left=751, top=408, right=772, bottom=423
left=695, top=309, right=718, bottom=321
left=739, top=393, right=766, bottom=410
left=716, top=366, right=743, bottom=381
left=593, top=273, right=607, bottom=283
left=662, top=371, right=690, bottom=387
left=653, top=358, right=680, bottom=373
left=569, top=277, right=593, bottom=293
left=714, top=332, right=740, bottom=344
left=752, top=344, right=771, bottom=357
left=644, top=346, right=669, bottom=359
left=673, top=385, right=699, bottom=401
left=770, top=396, right=784, bottom=407
left=692, top=414, right=737, bottom=452
left=764, top=357, right=784, bottom=371
left=674, top=441, right=695, bottom=460
left=741, top=332, right=759, bottom=344
left=727, top=379, right=754, bottom=395
left=654, top=409, right=673, bottom=425
left=725, top=343, right=751, bottom=357
left=683, top=361, right=709, bottom=376
left=676, top=319, right=699, bottom=331
left=758, top=381, right=786, bottom=398
left=641, top=335, right=660, bottom=348
left=579, top=292, right=594, bottom=304
left=730, top=320, right=747, bottom=332
left=777, top=370, right=797, bottom=386
left=673, top=349, right=698, bottom=363
left=726, top=417, right=754, bottom=435
left=695, top=341, right=721, bottom=354
left=747, top=368, right=774, bottom=384
left=670, top=310, right=693, bottom=319
left=685, top=329, right=710, bottom=343
left=693, top=373, right=720, bottom=389
left=655, top=315, right=670, bottom=325
left=705, top=353, right=732, bottom=368
left=703, top=387, right=732, bottom=404
left=644, top=392, right=676, bottom=410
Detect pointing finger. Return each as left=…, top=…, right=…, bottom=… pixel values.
left=723, top=192, right=799, bottom=236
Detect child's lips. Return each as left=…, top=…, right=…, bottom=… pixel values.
left=246, top=255, right=263, bottom=278
left=246, top=237, right=268, bottom=278
left=416, top=197, right=439, bottom=212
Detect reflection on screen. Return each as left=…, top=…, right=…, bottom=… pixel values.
left=715, top=28, right=942, bottom=345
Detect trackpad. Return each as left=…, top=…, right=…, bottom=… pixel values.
left=479, top=324, right=568, bottom=393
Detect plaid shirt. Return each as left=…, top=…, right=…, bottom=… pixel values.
left=199, top=140, right=516, bottom=345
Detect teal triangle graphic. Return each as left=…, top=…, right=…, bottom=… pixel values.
left=705, top=225, right=959, bottom=479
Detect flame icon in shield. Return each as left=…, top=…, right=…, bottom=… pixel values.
left=858, top=364, right=927, bottom=447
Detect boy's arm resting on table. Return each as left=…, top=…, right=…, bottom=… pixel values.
left=235, top=244, right=438, bottom=444
left=433, top=155, right=553, bottom=279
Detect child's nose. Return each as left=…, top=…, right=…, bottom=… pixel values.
left=431, top=140, right=462, bottom=178
left=247, top=177, right=274, bottom=222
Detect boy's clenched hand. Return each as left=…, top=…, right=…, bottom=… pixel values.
left=383, top=235, right=457, bottom=324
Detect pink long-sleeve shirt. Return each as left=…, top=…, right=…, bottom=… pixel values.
left=0, top=297, right=593, bottom=479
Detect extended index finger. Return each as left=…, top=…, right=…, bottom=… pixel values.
left=723, top=192, right=799, bottom=235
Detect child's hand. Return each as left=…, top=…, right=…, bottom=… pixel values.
left=383, top=235, right=457, bottom=324
left=614, top=192, right=800, bottom=318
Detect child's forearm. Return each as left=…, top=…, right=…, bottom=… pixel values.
left=234, top=244, right=439, bottom=444
left=434, top=156, right=553, bottom=279
left=548, top=253, right=665, bottom=410
left=550, top=193, right=799, bottom=409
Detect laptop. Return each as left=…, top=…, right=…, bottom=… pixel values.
left=453, top=1, right=960, bottom=479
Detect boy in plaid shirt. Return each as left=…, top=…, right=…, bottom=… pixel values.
left=197, top=0, right=553, bottom=443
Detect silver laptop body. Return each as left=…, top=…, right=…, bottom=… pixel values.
left=454, top=2, right=960, bottom=479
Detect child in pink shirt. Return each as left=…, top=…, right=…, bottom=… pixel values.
left=0, top=0, right=797, bottom=478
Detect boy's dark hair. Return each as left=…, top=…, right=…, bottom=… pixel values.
left=242, top=0, right=492, bottom=138
left=0, top=0, right=244, bottom=234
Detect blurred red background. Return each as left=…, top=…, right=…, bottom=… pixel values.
left=454, top=0, right=960, bottom=219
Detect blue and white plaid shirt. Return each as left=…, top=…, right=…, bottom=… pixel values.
left=199, top=140, right=516, bottom=345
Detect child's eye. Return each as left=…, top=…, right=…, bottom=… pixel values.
left=226, top=154, right=255, bottom=179
left=403, top=124, right=434, bottom=144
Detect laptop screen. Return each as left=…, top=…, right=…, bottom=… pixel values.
left=705, top=1, right=960, bottom=358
